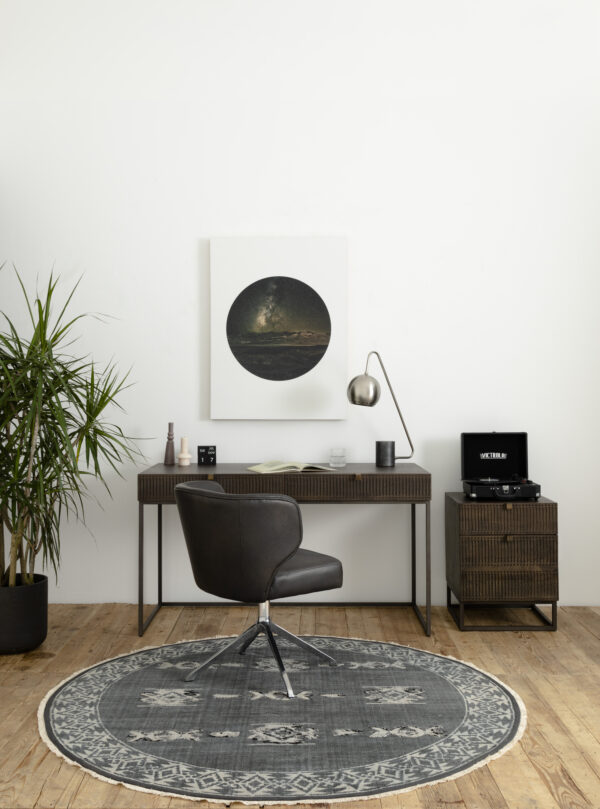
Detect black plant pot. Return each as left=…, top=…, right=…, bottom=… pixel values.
left=0, top=574, right=48, bottom=654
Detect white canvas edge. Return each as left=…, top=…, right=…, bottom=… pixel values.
left=210, top=236, right=348, bottom=420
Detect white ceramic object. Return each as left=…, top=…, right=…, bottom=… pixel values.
left=178, top=436, right=192, bottom=466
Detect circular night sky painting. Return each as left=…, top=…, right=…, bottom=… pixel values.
left=226, top=276, right=331, bottom=381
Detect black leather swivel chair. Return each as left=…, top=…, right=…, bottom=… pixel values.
left=175, top=480, right=343, bottom=697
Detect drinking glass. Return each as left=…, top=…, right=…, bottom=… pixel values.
left=329, top=447, right=346, bottom=468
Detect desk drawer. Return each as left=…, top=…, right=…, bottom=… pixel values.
left=457, top=501, right=557, bottom=535
left=138, top=471, right=431, bottom=504
left=279, top=473, right=430, bottom=503
left=221, top=473, right=430, bottom=502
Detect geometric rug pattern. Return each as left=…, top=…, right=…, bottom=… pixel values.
left=39, top=636, right=526, bottom=803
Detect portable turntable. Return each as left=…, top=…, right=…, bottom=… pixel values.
left=461, top=432, right=541, bottom=500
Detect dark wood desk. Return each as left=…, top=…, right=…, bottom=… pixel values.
left=137, top=463, right=432, bottom=636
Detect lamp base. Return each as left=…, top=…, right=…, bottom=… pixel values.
left=376, top=441, right=395, bottom=467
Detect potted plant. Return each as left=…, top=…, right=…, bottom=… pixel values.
left=0, top=271, right=139, bottom=653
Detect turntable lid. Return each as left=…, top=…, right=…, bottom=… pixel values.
left=461, top=432, right=529, bottom=481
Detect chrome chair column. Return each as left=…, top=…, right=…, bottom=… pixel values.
left=186, top=600, right=336, bottom=698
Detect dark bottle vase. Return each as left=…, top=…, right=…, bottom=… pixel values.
left=0, top=574, right=48, bottom=654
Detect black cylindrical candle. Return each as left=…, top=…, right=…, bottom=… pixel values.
left=376, top=440, right=395, bottom=467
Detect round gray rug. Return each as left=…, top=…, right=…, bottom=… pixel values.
left=39, top=635, right=526, bottom=803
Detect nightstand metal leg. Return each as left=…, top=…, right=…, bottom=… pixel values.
left=447, top=587, right=558, bottom=631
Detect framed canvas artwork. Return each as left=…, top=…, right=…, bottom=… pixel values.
left=210, top=236, right=347, bottom=419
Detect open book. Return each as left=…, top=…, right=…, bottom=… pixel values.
left=248, top=461, right=333, bottom=474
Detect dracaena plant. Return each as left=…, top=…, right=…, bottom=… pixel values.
left=0, top=270, right=140, bottom=587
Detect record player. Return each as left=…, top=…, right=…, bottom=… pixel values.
left=461, top=432, right=541, bottom=500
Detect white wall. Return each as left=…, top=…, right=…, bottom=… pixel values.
left=1, top=0, right=599, bottom=606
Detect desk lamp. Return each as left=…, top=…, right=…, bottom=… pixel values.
left=347, top=350, right=414, bottom=461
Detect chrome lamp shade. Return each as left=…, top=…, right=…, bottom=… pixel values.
left=347, top=373, right=381, bottom=407
left=347, top=351, right=414, bottom=460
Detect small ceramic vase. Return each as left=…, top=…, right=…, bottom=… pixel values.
left=178, top=436, right=192, bottom=466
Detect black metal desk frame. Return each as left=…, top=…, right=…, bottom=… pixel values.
left=138, top=463, right=432, bottom=637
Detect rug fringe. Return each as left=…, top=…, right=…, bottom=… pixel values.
left=37, top=633, right=528, bottom=805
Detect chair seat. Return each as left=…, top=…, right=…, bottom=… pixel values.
left=269, top=548, right=343, bottom=600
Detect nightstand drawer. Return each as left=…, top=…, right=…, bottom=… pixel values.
left=460, top=534, right=558, bottom=569
left=457, top=500, right=557, bottom=535
left=460, top=569, right=558, bottom=602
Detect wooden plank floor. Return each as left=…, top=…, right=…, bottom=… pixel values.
left=1, top=604, right=599, bottom=809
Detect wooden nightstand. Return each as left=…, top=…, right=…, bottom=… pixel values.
left=445, top=492, right=558, bottom=630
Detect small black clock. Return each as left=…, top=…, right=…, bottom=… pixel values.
left=197, top=445, right=217, bottom=465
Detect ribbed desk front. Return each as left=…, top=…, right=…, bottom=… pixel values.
left=137, top=463, right=432, bottom=636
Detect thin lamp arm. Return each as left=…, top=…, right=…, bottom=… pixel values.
left=365, top=350, right=414, bottom=459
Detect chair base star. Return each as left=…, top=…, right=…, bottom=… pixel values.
left=184, top=601, right=336, bottom=697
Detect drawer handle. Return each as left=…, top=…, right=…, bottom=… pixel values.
left=505, top=534, right=514, bottom=542
left=505, top=502, right=513, bottom=511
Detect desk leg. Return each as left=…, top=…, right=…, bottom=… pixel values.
left=411, top=504, right=416, bottom=606
left=138, top=503, right=162, bottom=637
left=157, top=504, right=163, bottom=605
left=411, top=502, right=432, bottom=637
left=138, top=503, right=144, bottom=635
left=426, top=500, right=431, bottom=635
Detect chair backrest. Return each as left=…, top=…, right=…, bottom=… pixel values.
left=175, top=481, right=303, bottom=603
